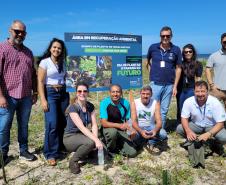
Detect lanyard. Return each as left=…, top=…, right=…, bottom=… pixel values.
left=198, top=103, right=206, bottom=120
left=77, top=103, right=89, bottom=125
left=160, top=49, right=167, bottom=61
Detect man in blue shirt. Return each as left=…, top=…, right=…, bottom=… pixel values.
left=146, top=26, right=182, bottom=129
left=100, top=84, right=137, bottom=157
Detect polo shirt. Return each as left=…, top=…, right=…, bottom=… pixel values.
left=181, top=95, right=226, bottom=127
left=147, top=42, right=182, bottom=85
left=100, top=97, right=130, bottom=123
left=206, top=49, right=226, bottom=90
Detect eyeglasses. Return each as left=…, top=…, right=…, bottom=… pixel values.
left=77, top=90, right=88, bottom=93
left=184, top=50, right=193, bottom=54
left=12, top=29, right=26, bottom=35
left=222, top=41, right=226, bottom=45
left=160, top=35, right=171, bottom=39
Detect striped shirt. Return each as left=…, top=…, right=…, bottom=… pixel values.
left=0, top=40, right=36, bottom=99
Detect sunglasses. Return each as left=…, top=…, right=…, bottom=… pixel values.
left=184, top=50, right=193, bottom=54
left=222, top=41, right=226, bottom=45
left=160, top=35, right=171, bottom=39
left=77, top=90, right=88, bottom=93
left=12, top=29, right=26, bottom=35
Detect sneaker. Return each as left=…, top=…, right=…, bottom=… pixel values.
left=19, top=150, right=37, bottom=161
left=69, top=160, right=81, bottom=174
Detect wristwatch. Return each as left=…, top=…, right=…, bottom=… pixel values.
left=208, top=131, right=214, bottom=138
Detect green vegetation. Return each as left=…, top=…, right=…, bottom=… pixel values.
left=4, top=59, right=226, bottom=185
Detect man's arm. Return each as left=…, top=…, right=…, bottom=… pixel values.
left=172, top=65, right=182, bottom=96
left=181, top=117, right=197, bottom=141
left=131, top=101, right=143, bottom=134
left=131, top=101, right=151, bottom=139
left=100, top=119, right=127, bottom=130
left=205, top=67, right=218, bottom=90
left=31, top=59, right=38, bottom=104
left=198, top=122, right=224, bottom=141
left=146, top=101, right=162, bottom=138
left=0, top=86, right=7, bottom=108
left=146, top=46, right=152, bottom=72
left=0, top=51, right=7, bottom=108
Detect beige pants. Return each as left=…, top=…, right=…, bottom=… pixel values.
left=210, top=88, right=226, bottom=109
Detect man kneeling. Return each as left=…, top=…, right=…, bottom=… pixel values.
left=131, top=85, right=167, bottom=152
left=177, top=81, right=226, bottom=157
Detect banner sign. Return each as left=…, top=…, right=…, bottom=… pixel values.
left=65, top=33, right=142, bottom=92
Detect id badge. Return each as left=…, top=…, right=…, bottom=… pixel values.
left=160, top=61, right=165, bottom=68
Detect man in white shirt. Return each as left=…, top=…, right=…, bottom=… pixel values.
left=131, top=85, right=167, bottom=151
left=177, top=81, right=226, bottom=156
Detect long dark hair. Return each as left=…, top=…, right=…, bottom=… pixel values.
left=38, top=38, right=67, bottom=73
left=182, top=44, right=201, bottom=78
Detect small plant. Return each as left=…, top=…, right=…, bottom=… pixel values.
left=113, top=154, right=124, bottom=165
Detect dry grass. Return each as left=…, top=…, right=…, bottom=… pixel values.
left=2, top=59, right=226, bottom=185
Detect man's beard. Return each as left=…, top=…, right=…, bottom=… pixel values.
left=13, top=36, right=24, bottom=45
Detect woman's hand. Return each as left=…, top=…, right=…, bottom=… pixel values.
left=95, top=139, right=103, bottom=150
left=41, top=99, right=49, bottom=112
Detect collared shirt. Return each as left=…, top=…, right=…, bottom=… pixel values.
left=147, top=42, right=182, bottom=85
left=0, top=40, right=35, bottom=99
left=206, top=49, right=226, bottom=90
left=181, top=95, right=226, bottom=127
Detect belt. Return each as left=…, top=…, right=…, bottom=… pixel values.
left=46, top=84, right=64, bottom=88
left=46, top=84, right=65, bottom=92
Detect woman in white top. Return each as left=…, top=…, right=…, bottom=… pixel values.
left=38, top=38, right=69, bottom=166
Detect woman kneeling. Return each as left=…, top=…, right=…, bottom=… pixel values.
left=63, top=81, right=103, bottom=174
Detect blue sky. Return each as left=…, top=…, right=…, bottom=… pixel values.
left=1, top=0, right=226, bottom=56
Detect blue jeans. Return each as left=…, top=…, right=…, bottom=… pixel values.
left=150, top=81, right=173, bottom=128
left=133, top=125, right=167, bottom=147
left=0, top=96, right=32, bottom=156
left=179, top=88, right=194, bottom=112
left=43, top=86, right=69, bottom=159
left=176, top=88, right=194, bottom=123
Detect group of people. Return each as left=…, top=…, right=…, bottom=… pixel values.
left=0, top=20, right=226, bottom=174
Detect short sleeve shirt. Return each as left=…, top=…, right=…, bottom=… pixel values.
left=64, top=101, right=95, bottom=134
left=0, top=40, right=35, bottom=98
left=100, top=97, right=130, bottom=123
left=181, top=95, right=226, bottom=127
left=147, top=42, right=182, bottom=85
left=206, top=49, right=226, bottom=90
left=39, top=57, right=66, bottom=85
